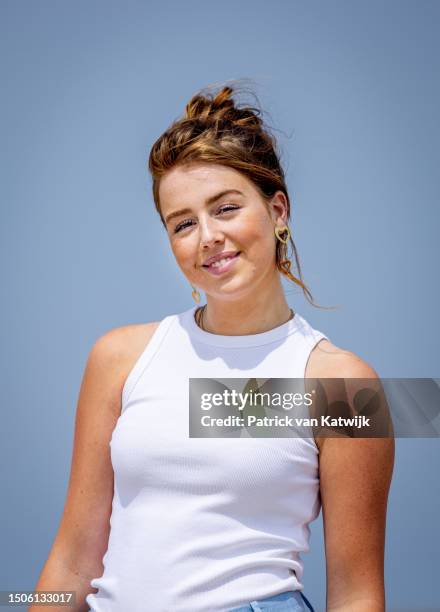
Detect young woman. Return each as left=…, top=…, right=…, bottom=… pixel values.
left=32, top=83, right=394, bottom=612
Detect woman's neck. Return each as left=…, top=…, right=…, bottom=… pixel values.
left=198, top=276, right=293, bottom=336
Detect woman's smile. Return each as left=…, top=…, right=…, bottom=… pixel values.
left=202, top=251, right=241, bottom=276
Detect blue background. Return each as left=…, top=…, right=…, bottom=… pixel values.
left=1, top=1, right=439, bottom=610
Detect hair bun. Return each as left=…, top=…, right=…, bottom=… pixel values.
left=184, top=85, right=261, bottom=128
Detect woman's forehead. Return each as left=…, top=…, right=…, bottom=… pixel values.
left=159, top=164, right=252, bottom=207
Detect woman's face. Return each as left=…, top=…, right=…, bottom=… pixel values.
left=159, top=163, right=288, bottom=301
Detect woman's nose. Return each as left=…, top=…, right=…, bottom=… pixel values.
left=199, top=219, right=224, bottom=250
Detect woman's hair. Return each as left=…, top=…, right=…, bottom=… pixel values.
left=148, top=80, right=328, bottom=309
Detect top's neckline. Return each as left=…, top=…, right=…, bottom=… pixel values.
left=184, top=305, right=301, bottom=348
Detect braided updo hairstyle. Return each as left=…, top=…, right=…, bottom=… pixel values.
left=148, top=81, right=322, bottom=308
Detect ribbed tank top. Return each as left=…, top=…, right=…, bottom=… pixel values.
left=86, top=305, right=330, bottom=612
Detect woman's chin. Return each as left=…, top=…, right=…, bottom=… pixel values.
left=204, top=278, right=258, bottom=301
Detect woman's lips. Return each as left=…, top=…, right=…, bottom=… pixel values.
left=203, top=252, right=241, bottom=276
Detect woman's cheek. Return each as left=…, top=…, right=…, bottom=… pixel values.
left=172, top=240, right=200, bottom=278
left=239, top=214, right=272, bottom=245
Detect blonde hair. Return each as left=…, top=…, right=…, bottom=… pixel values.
left=148, top=81, right=328, bottom=308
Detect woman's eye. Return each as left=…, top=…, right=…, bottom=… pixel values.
left=218, top=204, right=239, bottom=214
left=174, top=220, right=194, bottom=233
left=173, top=205, right=239, bottom=234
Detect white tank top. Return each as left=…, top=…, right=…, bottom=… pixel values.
left=86, top=305, right=329, bottom=612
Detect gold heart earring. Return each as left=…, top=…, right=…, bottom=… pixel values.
left=275, top=225, right=293, bottom=276
left=274, top=225, right=291, bottom=244
left=191, top=285, right=201, bottom=304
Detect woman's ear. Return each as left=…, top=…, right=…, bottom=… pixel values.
left=267, top=191, right=289, bottom=224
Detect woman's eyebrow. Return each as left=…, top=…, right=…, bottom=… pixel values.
left=205, top=188, right=244, bottom=205
left=164, top=189, right=244, bottom=224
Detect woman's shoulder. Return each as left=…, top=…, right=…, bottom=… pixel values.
left=306, top=339, right=379, bottom=379
left=306, top=340, right=381, bottom=453
left=90, top=321, right=162, bottom=381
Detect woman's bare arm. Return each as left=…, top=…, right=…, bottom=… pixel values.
left=315, top=353, right=395, bottom=611
left=30, top=323, right=159, bottom=611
